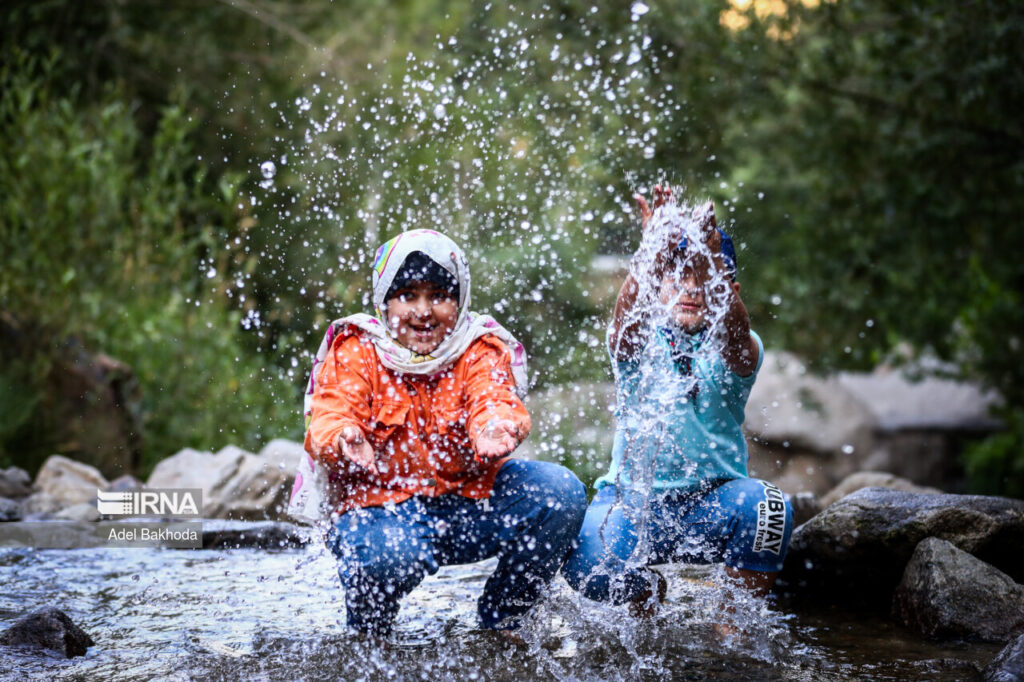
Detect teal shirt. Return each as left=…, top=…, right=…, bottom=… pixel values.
left=595, top=329, right=764, bottom=492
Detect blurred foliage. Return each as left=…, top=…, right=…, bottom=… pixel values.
left=1, top=0, right=1022, bottom=492
left=0, top=51, right=295, bottom=475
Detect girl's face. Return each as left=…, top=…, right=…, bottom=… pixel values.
left=385, top=281, right=458, bottom=354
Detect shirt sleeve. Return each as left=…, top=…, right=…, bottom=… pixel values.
left=303, top=334, right=377, bottom=471
left=462, top=336, right=531, bottom=443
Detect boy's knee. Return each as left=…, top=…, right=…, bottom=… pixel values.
left=723, top=478, right=793, bottom=570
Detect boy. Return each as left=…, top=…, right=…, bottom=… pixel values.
left=562, top=186, right=792, bottom=614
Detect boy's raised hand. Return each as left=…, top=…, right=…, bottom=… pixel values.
left=338, top=426, right=378, bottom=474
left=474, top=419, right=520, bottom=459
left=634, top=183, right=674, bottom=232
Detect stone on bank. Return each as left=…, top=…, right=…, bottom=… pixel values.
left=893, top=537, right=1024, bottom=642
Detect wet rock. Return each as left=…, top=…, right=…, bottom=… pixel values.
left=53, top=502, right=101, bottom=523
left=0, top=606, right=94, bottom=658
left=820, top=471, right=942, bottom=508
left=0, top=497, right=21, bottom=522
left=201, top=520, right=310, bottom=549
left=0, top=467, right=32, bottom=499
left=893, top=537, right=1024, bottom=642
left=777, top=488, right=1024, bottom=609
left=985, top=632, right=1024, bottom=682
left=34, top=454, right=109, bottom=507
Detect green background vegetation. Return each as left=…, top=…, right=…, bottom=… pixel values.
left=1, top=0, right=1021, bottom=494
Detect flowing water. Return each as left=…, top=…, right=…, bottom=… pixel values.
left=0, top=542, right=999, bottom=681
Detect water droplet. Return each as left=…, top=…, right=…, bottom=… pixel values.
left=260, top=161, right=277, bottom=179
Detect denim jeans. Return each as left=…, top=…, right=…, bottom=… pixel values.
left=326, top=459, right=586, bottom=635
left=562, top=478, right=793, bottom=605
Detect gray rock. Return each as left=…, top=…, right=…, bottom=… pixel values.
left=148, top=443, right=306, bottom=521
left=107, top=474, right=144, bottom=492
left=0, top=606, right=94, bottom=658
left=0, top=497, right=21, bottom=522
left=838, top=366, right=1000, bottom=432
left=893, top=537, right=1024, bottom=642
left=790, top=491, right=822, bottom=528
left=33, top=455, right=109, bottom=507
left=985, top=632, right=1024, bottom=682
left=0, top=467, right=32, bottom=499
left=20, top=491, right=63, bottom=519
left=777, top=488, right=1024, bottom=608
left=820, top=471, right=943, bottom=508
left=53, top=502, right=101, bottom=522
left=745, top=351, right=877, bottom=457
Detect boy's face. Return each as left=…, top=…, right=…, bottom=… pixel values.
left=659, top=265, right=708, bottom=334
left=385, top=281, right=458, bottom=354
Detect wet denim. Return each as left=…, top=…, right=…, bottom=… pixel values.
left=327, top=459, right=586, bottom=635
left=562, top=478, right=793, bottom=604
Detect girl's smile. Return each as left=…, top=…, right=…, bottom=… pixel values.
left=386, top=281, right=458, bottom=354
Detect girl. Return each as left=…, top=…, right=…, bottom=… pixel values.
left=289, top=229, right=585, bottom=637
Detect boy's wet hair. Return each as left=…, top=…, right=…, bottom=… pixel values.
left=677, top=229, right=738, bottom=280
left=384, top=251, right=460, bottom=302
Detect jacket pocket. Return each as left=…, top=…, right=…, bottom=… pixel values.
left=371, top=401, right=409, bottom=443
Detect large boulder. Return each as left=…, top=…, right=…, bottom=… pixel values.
left=146, top=447, right=240, bottom=493
left=0, top=467, right=31, bottom=499
left=745, top=351, right=877, bottom=458
left=33, top=455, right=109, bottom=508
left=0, top=606, right=94, bottom=658
left=820, top=471, right=943, bottom=508
left=207, top=446, right=297, bottom=520
left=893, top=537, right=1024, bottom=642
left=777, top=488, right=1024, bottom=608
left=147, top=441, right=306, bottom=520
left=985, top=632, right=1024, bottom=682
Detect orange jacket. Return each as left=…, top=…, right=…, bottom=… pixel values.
left=304, top=331, right=531, bottom=514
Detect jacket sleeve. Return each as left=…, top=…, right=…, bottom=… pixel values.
left=461, top=336, right=531, bottom=444
left=303, top=334, right=377, bottom=471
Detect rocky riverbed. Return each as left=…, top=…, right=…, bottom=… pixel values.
left=2, top=443, right=1024, bottom=678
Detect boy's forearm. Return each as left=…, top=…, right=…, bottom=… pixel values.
left=720, top=286, right=759, bottom=377
left=609, top=266, right=662, bottom=360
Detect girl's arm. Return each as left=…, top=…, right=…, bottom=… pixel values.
left=304, top=336, right=379, bottom=473
left=461, top=337, right=531, bottom=459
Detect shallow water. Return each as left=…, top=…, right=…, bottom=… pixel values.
left=0, top=543, right=999, bottom=681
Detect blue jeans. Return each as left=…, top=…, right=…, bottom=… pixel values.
left=326, top=459, right=586, bottom=635
left=562, top=478, right=793, bottom=604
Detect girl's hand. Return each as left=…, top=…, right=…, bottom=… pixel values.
left=338, top=426, right=378, bottom=474
left=474, top=419, right=520, bottom=459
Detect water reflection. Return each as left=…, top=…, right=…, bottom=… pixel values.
left=0, top=545, right=999, bottom=681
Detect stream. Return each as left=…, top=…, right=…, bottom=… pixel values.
left=0, top=540, right=1000, bottom=681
